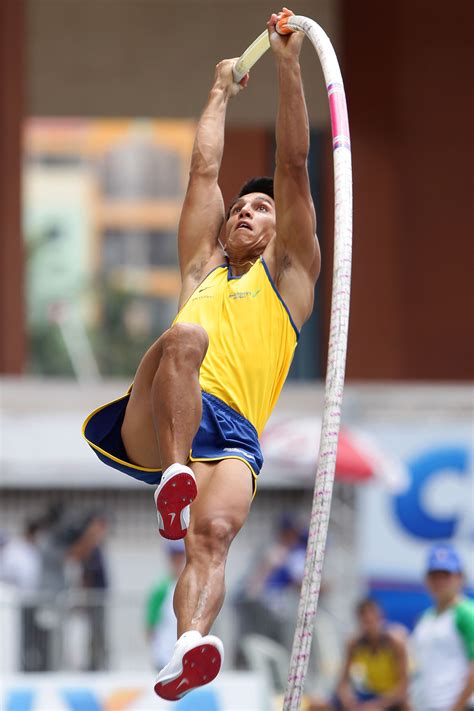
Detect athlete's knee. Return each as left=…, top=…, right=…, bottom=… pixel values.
left=160, top=323, right=209, bottom=369
left=189, top=515, right=239, bottom=563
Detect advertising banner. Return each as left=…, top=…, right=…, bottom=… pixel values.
left=2, top=672, right=265, bottom=711
left=357, top=421, right=473, bottom=628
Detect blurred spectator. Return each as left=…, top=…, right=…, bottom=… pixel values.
left=0, top=529, right=10, bottom=579
left=146, top=540, right=186, bottom=670
left=38, top=506, right=100, bottom=595
left=0, top=519, right=43, bottom=671
left=235, top=514, right=307, bottom=650
left=1, top=520, right=42, bottom=593
left=311, top=598, right=409, bottom=711
left=80, top=511, right=109, bottom=670
left=410, top=543, right=474, bottom=711
left=34, top=506, right=109, bottom=670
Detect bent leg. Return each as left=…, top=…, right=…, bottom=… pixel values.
left=152, top=323, right=208, bottom=471
left=173, top=459, right=254, bottom=636
left=121, top=322, right=208, bottom=470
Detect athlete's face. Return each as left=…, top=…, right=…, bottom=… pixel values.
left=223, top=193, right=276, bottom=260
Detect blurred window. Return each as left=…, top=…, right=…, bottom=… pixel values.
left=100, top=139, right=181, bottom=199
left=23, top=118, right=194, bottom=377
left=103, top=229, right=177, bottom=269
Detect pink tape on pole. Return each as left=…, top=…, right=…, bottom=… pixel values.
left=328, top=83, right=351, bottom=149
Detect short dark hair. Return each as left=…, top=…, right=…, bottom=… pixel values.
left=356, top=598, right=381, bottom=616
left=226, top=176, right=274, bottom=219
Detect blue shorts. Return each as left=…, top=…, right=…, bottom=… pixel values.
left=82, top=389, right=263, bottom=493
left=332, top=691, right=401, bottom=711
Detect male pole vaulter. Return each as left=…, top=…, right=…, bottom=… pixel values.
left=83, top=8, right=320, bottom=700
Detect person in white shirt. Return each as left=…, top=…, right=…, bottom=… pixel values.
left=411, top=543, right=474, bottom=711
left=1, top=520, right=43, bottom=670
left=1, top=520, right=42, bottom=596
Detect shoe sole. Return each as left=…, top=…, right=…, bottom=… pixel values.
left=154, top=643, right=222, bottom=700
left=155, top=471, right=197, bottom=540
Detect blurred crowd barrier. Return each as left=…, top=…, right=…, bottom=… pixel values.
left=0, top=581, right=346, bottom=711
left=1, top=588, right=113, bottom=673
left=0, top=585, right=341, bottom=688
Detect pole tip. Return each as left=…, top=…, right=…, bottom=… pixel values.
left=276, top=8, right=295, bottom=35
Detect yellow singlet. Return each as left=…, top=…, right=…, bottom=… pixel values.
left=351, top=636, right=400, bottom=694
left=174, top=257, right=298, bottom=435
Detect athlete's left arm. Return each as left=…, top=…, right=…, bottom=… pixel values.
left=269, top=12, right=321, bottom=286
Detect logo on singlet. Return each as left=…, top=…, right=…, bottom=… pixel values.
left=229, top=289, right=261, bottom=300
left=193, top=285, right=214, bottom=301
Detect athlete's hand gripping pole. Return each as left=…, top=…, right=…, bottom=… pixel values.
left=232, top=8, right=297, bottom=82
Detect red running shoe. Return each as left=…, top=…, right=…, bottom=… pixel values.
left=154, top=630, right=224, bottom=700
left=154, top=463, right=197, bottom=540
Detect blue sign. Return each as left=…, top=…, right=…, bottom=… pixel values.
left=393, top=447, right=469, bottom=540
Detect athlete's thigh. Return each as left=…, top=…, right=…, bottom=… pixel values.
left=189, top=459, right=254, bottom=534
left=121, top=332, right=168, bottom=469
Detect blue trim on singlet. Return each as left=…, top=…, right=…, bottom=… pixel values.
left=226, top=263, right=243, bottom=281
left=261, top=257, right=300, bottom=340
left=203, top=262, right=228, bottom=279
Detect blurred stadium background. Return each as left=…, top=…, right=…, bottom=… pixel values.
left=1, top=1, right=472, bottom=709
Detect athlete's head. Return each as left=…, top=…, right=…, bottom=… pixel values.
left=222, top=177, right=276, bottom=261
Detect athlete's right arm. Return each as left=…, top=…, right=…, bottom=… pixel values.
left=177, top=61, right=249, bottom=285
